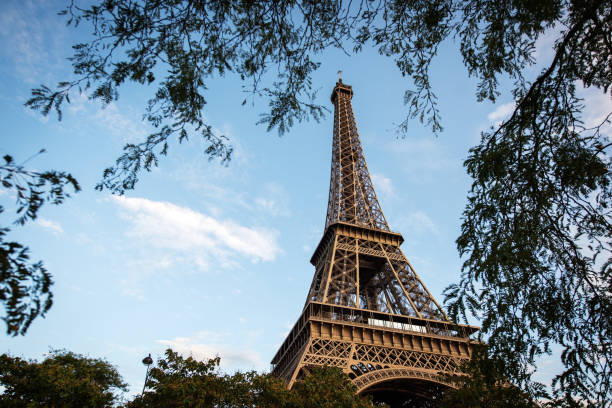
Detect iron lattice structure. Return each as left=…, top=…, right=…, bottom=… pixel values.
left=271, top=81, right=479, bottom=401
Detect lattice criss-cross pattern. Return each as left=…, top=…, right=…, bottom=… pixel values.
left=303, top=338, right=460, bottom=373
left=325, top=83, right=389, bottom=231
left=310, top=81, right=447, bottom=321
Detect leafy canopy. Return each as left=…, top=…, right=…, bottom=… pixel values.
left=24, top=0, right=611, bottom=405
left=443, top=1, right=611, bottom=405
left=0, top=349, right=127, bottom=407
left=441, top=345, right=544, bottom=408
left=28, top=0, right=569, bottom=195
left=126, top=349, right=380, bottom=408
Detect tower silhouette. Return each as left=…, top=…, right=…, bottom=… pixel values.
left=271, top=80, right=478, bottom=404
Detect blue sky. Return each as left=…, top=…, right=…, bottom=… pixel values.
left=1, top=0, right=610, bottom=399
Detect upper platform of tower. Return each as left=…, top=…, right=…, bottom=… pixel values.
left=330, top=79, right=353, bottom=103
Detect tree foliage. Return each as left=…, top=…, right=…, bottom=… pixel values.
left=441, top=345, right=543, bottom=408
left=126, top=349, right=380, bottom=408
left=26, top=0, right=556, bottom=195
left=291, top=365, right=380, bottom=408
left=0, top=153, right=80, bottom=335
left=25, top=0, right=611, bottom=404
left=443, top=1, right=612, bottom=405
left=0, top=349, right=127, bottom=407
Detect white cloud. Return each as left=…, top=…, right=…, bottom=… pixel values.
left=112, top=196, right=280, bottom=265
left=487, top=102, right=515, bottom=124
left=402, top=211, right=439, bottom=236
left=372, top=173, right=394, bottom=197
left=533, top=24, right=562, bottom=69
left=37, top=217, right=63, bottom=235
left=157, top=331, right=266, bottom=372
left=578, top=86, right=612, bottom=138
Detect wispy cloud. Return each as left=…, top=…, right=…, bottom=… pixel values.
left=578, top=86, right=612, bottom=137
left=533, top=24, right=562, bottom=69
left=112, top=196, right=280, bottom=265
left=372, top=173, right=394, bottom=197
left=157, top=330, right=266, bottom=372
left=36, top=217, right=63, bottom=235
left=67, top=94, right=148, bottom=143
left=254, top=183, right=291, bottom=217
left=0, top=2, right=66, bottom=85
left=487, top=102, right=515, bottom=125
left=385, top=137, right=460, bottom=178
left=399, top=211, right=439, bottom=237
left=93, top=103, right=148, bottom=142
left=487, top=89, right=610, bottom=138
left=169, top=145, right=253, bottom=218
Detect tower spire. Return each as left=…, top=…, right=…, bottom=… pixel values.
left=325, top=81, right=389, bottom=231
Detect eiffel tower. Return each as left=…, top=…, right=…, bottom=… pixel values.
left=271, top=79, right=479, bottom=405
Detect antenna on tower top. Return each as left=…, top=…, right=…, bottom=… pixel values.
left=338, top=70, right=342, bottom=82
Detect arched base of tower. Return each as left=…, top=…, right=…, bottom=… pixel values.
left=361, top=378, right=449, bottom=408
left=353, top=369, right=454, bottom=408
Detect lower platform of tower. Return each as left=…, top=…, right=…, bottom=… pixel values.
left=271, top=302, right=478, bottom=405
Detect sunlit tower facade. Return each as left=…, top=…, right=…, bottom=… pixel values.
left=271, top=80, right=479, bottom=406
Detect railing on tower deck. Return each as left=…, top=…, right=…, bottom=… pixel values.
left=271, top=301, right=480, bottom=372
left=306, top=302, right=479, bottom=340
left=367, top=318, right=427, bottom=334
